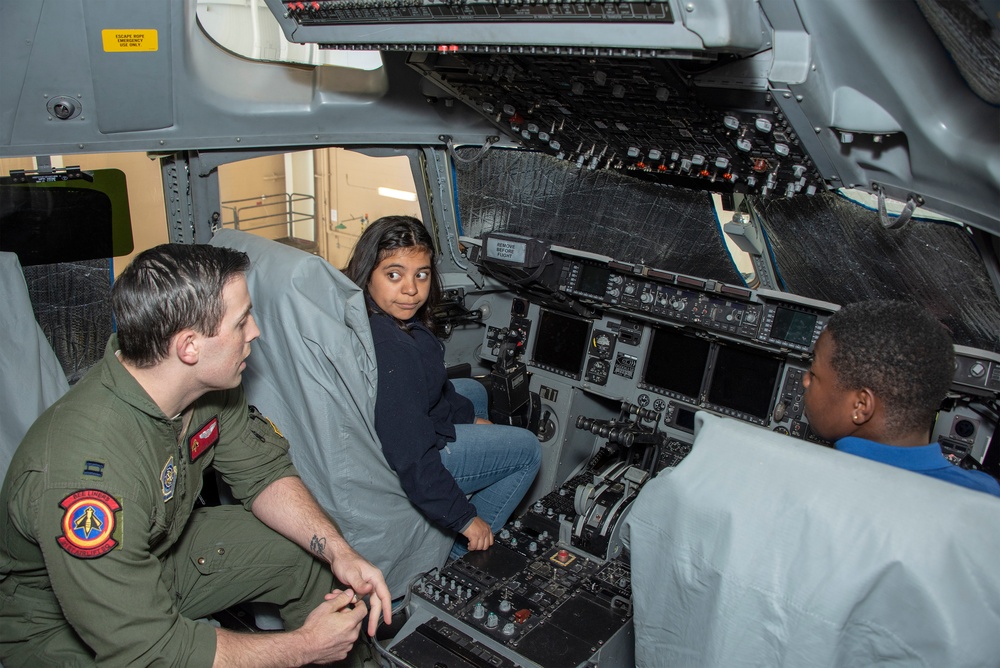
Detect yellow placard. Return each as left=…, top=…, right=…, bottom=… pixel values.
left=102, top=29, right=158, bottom=53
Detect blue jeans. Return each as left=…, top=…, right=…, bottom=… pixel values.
left=444, top=379, right=541, bottom=559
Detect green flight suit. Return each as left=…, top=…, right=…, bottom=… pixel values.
left=0, top=335, right=334, bottom=667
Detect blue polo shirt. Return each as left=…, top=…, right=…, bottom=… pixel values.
left=836, top=436, right=1000, bottom=497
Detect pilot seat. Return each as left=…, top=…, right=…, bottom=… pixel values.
left=209, top=229, right=453, bottom=599
left=0, top=251, right=69, bottom=479
left=626, top=411, right=1000, bottom=667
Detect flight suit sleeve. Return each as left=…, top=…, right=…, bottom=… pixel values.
left=206, top=387, right=299, bottom=510
left=19, top=474, right=217, bottom=667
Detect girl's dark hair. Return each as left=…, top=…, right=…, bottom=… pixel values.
left=344, top=215, right=442, bottom=331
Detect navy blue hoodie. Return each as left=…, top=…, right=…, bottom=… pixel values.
left=369, top=310, right=477, bottom=532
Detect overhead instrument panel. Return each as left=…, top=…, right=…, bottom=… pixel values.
left=281, top=0, right=675, bottom=27
left=265, top=0, right=768, bottom=55
left=258, top=0, right=1000, bottom=225
left=262, top=0, right=821, bottom=199
left=410, top=53, right=822, bottom=199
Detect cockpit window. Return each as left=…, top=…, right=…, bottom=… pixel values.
left=216, top=148, right=419, bottom=269
left=453, top=147, right=746, bottom=287
left=450, top=146, right=998, bottom=350
left=756, top=192, right=1000, bottom=349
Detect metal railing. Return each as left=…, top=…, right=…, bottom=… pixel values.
left=221, top=193, right=317, bottom=250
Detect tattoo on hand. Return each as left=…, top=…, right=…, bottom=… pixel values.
left=310, top=534, right=327, bottom=557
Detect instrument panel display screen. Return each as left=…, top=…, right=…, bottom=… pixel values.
left=706, top=345, right=781, bottom=421
left=770, top=306, right=818, bottom=348
left=576, top=263, right=612, bottom=297
left=642, top=327, right=711, bottom=400
left=532, top=309, right=591, bottom=378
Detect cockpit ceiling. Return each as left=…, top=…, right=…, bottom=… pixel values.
left=268, top=0, right=1000, bottom=236
left=454, top=148, right=1000, bottom=351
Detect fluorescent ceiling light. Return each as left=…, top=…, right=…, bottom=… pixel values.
left=377, top=187, right=418, bottom=202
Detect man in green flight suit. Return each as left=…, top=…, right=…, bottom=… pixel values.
left=0, top=243, right=392, bottom=667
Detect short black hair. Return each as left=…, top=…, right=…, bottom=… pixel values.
left=825, top=300, right=954, bottom=434
left=111, top=243, right=250, bottom=367
left=343, top=215, right=442, bottom=331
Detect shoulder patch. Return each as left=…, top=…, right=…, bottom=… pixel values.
left=57, top=490, right=121, bottom=559
left=189, top=416, right=219, bottom=461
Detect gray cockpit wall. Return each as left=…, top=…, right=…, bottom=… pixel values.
left=2, top=0, right=997, bottom=235
left=2, top=0, right=999, bottom=346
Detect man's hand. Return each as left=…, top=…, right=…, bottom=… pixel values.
left=329, top=546, right=392, bottom=637
left=213, top=590, right=366, bottom=667
left=295, top=589, right=367, bottom=664
left=462, top=516, right=494, bottom=552
left=251, top=477, right=392, bottom=637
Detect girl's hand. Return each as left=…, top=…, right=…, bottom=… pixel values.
left=461, top=517, right=494, bottom=551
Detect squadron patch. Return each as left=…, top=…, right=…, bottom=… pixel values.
left=57, top=489, right=121, bottom=559
left=189, top=416, right=219, bottom=461
left=161, top=456, right=176, bottom=501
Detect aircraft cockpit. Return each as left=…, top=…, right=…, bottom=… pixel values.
left=2, top=0, right=999, bottom=665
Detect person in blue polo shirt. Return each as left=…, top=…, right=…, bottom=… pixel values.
left=803, top=299, right=1000, bottom=497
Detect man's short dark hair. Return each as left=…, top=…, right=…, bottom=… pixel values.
left=111, top=243, right=250, bottom=368
left=825, top=300, right=954, bottom=434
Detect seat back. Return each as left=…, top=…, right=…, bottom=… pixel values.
left=209, top=230, right=451, bottom=594
left=626, top=411, right=1000, bottom=668
left=0, top=252, right=69, bottom=480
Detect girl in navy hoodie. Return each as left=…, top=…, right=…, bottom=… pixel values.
left=345, top=216, right=541, bottom=558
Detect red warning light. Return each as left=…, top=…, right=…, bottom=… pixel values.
left=636, top=162, right=647, bottom=169
left=753, top=158, right=769, bottom=172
